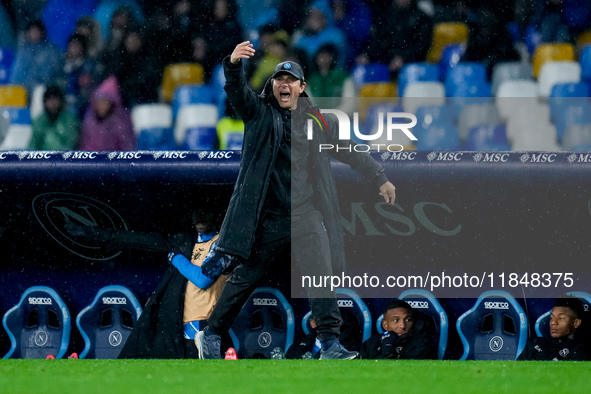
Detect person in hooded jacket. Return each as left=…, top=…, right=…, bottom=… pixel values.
left=78, top=75, right=137, bottom=150
left=360, top=299, right=438, bottom=360
left=189, top=41, right=397, bottom=360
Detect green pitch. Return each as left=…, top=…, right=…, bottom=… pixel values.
left=0, top=359, right=590, bottom=394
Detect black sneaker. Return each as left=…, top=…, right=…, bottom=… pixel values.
left=195, top=327, right=222, bottom=359
left=319, top=339, right=359, bottom=360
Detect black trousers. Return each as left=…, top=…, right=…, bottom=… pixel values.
left=208, top=209, right=341, bottom=341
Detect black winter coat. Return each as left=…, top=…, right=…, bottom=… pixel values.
left=217, top=56, right=388, bottom=274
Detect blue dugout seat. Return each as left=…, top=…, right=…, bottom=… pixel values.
left=76, top=285, right=142, bottom=359
left=456, top=290, right=528, bottom=360
left=2, top=286, right=71, bottom=359
left=535, top=291, right=591, bottom=338
left=375, top=289, right=448, bottom=360
left=302, top=288, right=372, bottom=351
left=229, top=287, right=295, bottom=359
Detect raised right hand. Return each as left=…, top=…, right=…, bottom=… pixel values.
left=230, top=41, right=256, bottom=64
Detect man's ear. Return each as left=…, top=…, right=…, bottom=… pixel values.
left=300, top=81, right=306, bottom=93
left=574, top=318, right=582, bottom=330
left=381, top=318, right=388, bottom=331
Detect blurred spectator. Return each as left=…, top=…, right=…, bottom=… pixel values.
left=142, top=8, right=172, bottom=70
left=461, top=7, right=520, bottom=78
left=166, top=0, right=198, bottom=64
left=531, top=0, right=573, bottom=43
left=9, top=19, right=64, bottom=96
left=360, top=0, right=433, bottom=79
left=96, top=6, right=138, bottom=80
left=249, top=30, right=293, bottom=91
left=41, top=0, right=97, bottom=51
left=29, top=85, right=79, bottom=150
left=11, top=0, right=48, bottom=34
left=204, top=0, right=244, bottom=63
left=330, top=0, right=372, bottom=68
left=0, top=2, right=16, bottom=49
left=306, top=43, right=353, bottom=111
left=93, top=0, right=144, bottom=41
left=106, top=28, right=160, bottom=107
left=79, top=75, right=136, bottom=150
left=60, top=33, right=97, bottom=117
left=278, top=0, right=312, bottom=34
left=74, top=16, right=104, bottom=58
left=292, top=0, right=346, bottom=67
left=191, top=35, right=216, bottom=84
left=216, top=98, right=244, bottom=150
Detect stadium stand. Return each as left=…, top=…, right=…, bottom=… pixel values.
left=0, top=84, right=27, bottom=107
left=228, top=287, right=294, bottom=359
left=537, top=61, right=581, bottom=97
left=171, top=84, right=217, bottom=120
left=532, top=43, right=575, bottom=79
left=456, top=290, right=528, bottom=361
left=0, top=47, right=14, bottom=84
left=131, top=103, right=175, bottom=150
left=174, top=104, right=218, bottom=150
left=397, top=63, right=440, bottom=98
left=0, top=106, right=32, bottom=150
left=3, top=286, right=71, bottom=359
left=426, top=22, right=469, bottom=63
left=491, top=62, right=533, bottom=97
left=160, top=63, right=205, bottom=103
left=76, top=285, right=142, bottom=359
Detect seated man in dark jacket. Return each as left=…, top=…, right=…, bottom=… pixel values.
left=518, top=296, right=591, bottom=361
left=360, top=299, right=438, bottom=360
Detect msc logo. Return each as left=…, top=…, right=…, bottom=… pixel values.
left=484, top=302, right=509, bottom=310
left=32, top=192, right=128, bottom=260
left=337, top=299, right=354, bottom=308
left=407, top=301, right=429, bottom=309
left=253, top=298, right=278, bottom=306
left=102, top=297, right=127, bottom=305
left=489, top=336, right=504, bottom=352
left=28, top=297, right=52, bottom=305
left=207, top=151, right=234, bottom=159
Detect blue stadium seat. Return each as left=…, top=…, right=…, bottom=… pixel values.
left=171, top=84, right=217, bottom=119
left=359, top=102, right=404, bottom=144
left=415, top=123, right=460, bottom=151
left=553, top=102, right=591, bottom=141
left=302, top=288, right=372, bottom=350
left=1, top=106, right=31, bottom=124
left=211, top=63, right=227, bottom=118
left=375, top=289, right=449, bottom=360
left=444, top=62, right=488, bottom=96
left=535, top=292, right=591, bottom=338
left=0, top=47, right=14, bottom=84
left=398, top=63, right=440, bottom=97
left=456, top=290, right=528, bottom=360
left=76, top=285, right=142, bottom=359
left=137, top=127, right=176, bottom=150
left=439, top=44, right=466, bottom=83
left=464, top=124, right=510, bottom=151
left=229, top=287, right=294, bottom=359
left=181, top=127, right=217, bottom=150
left=2, top=286, right=71, bottom=359
left=548, top=85, right=590, bottom=126
left=581, top=45, right=591, bottom=83
left=525, top=25, right=542, bottom=56
left=352, top=63, right=390, bottom=89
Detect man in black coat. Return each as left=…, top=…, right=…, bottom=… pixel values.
left=518, top=296, right=591, bottom=361
left=195, top=41, right=397, bottom=360
left=360, top=299, right=438, bottom=360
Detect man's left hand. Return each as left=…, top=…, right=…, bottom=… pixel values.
left=379, top=181, right=396, bottom=205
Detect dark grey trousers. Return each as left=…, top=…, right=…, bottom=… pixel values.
left=208, top=209, right=341, bottom=341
